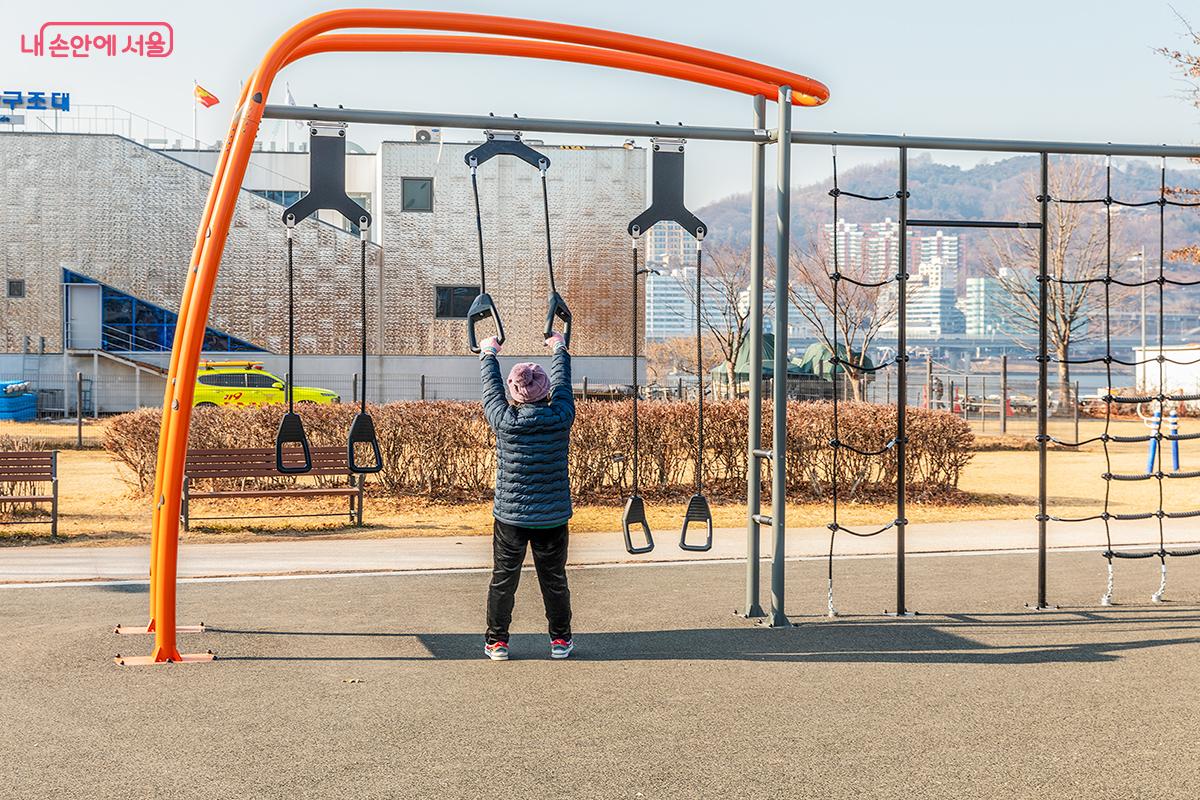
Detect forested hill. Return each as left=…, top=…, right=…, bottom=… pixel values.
left=700, top=154, right=1200, bottom=260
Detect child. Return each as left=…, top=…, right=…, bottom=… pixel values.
left=477, top=331, right=576, bottom=660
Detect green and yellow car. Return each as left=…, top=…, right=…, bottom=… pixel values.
left=193, top=361, right=340, bottom=407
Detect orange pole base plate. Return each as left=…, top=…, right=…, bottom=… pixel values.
left=113, top=622, right=206, bottom=636
left=114, top=651, right=215, bottom=666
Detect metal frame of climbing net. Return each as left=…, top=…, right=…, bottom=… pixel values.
left=809, top=138, right=1200, bottom=621
left=122, top=9, right=1200, bottom=666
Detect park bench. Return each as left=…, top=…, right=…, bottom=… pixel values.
left=0, top=450, right=59, bottom=537
left=181, top=446, right=366, bottom=531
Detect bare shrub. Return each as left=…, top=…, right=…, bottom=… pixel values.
left=104, top=400, right=974, bottom=503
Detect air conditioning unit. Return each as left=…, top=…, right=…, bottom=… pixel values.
left=414, top=127, right=441, bottom=143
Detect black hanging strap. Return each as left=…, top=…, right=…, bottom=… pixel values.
left=348, top=230, right=382, bottom=474
left=275, top=226, right=312, bottom=474
left=680, top=241, right=713, bottom=552
left=622, top=238, right=653, bottom=554
left=464, top=130, right=562, bottom=352
left=541, top=167, right=572, bottom=346
left=466, top=166, right=505, bottom=354
left=279, top=121, right=377, bottom=475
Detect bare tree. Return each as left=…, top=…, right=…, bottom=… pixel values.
left=983, top=158, right=1121, bottom=405
left=672, top=243, right=764, bottom=398
left=787, top=233, right=897, bottom=401
left=1158, top=11, right=1200, bottom=263
left=646, top=335, right=722, bottom=386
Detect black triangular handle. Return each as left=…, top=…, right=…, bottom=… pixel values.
left=466, top=292, right=506, bottom=354
left=275, top=412, right=313, bottom=474
left=679, top=493, right=713, bottom=552
left=622, top=495, right=654, bottom=555
left=347, top=412, right=383, bottom=474
left=544, top=291, right=572, bottom=348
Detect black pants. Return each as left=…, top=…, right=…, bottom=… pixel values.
left=486, top=519, right=572, bottom=644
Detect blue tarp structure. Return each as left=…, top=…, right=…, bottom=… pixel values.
left=0, top=381, right=36, bottom=421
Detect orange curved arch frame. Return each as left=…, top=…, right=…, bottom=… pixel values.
left=143, top=9, right=827, bottom=663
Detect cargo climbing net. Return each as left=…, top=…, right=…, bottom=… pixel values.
left=1043, top=155, right=1200, bottom=604
left=824, top=145, right=908, bottom=617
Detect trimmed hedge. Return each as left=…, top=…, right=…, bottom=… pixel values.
left=104, top=400, right=973, bottom=502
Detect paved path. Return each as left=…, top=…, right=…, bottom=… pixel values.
left=3, top=517, right=1199, bottom=585
left=3, top=553, right=1199, bottom=798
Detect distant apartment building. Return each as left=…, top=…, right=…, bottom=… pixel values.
left=644, top=221, right=700, bottom=272
left=962, top=275, right=1008, bottom=337
left=822, top=219, right=865, bottom=272
left=645, top=266, right=726, bottom=342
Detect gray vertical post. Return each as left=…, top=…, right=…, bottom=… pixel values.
left=743, top=94, right=767, bottom=619
left=75, top=371, right=83, bottom=450
left=419, top=374, right=426, bottom=401
left=981, top=376, right=987, bottom=432
left=1073, top=380, right=1080, bottom=444
left=894, top=147, right=910, bottom=616
left=92, top=351, right=99, bottom=419
left=583, top=376, right=588, bottom=399
left=963, top=377, right=969, bottom=421
left=678, top=377, right=683, bottom=400
left=767, top=86, right=792, bottom=628
left=1000, top=354, right=1009, bottom=433
left=352, top=373, right=358, bottom=404
left=1034, top=152, right=1051, bottom=609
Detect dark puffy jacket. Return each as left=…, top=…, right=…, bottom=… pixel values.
left=480, top=349, right=575, bottom=527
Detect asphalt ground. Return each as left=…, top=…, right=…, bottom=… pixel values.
left=3, top=550, right=1199, bottom=799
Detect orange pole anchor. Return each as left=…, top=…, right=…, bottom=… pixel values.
left=132, top=8, right=829, bottom=666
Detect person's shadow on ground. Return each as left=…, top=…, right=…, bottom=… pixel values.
left=208, top=608, right=1200, bottom=665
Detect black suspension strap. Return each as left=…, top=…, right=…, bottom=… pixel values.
left=680, top=236, right=714, bottom=552
left=1042, top=152, right=1200, bottom=605
left=275, top=220, right=312, bottom=474
left=824, top=145, right=903, bottom=616
left=623, top=137, right=710, bottom=552
left=622, top=234, right=653, bottom=554
left=347, top=224, right=382, bottom=474
left=465, top=163, right=504, bottom=353
left=277, top=120, right=378, bottom=476
left=541, top=166, right=572, bottom=346
left=464, top=130, right=569, bottom=352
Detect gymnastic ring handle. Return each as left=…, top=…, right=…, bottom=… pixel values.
left=544, top=291, right=572, bottom=348
left=466, top=292, right=505, bottom=355
left=275, top=412, right=314, bottom=474
left=346, top=411, right=383, bottom=474
left=622, top=495, right=654, bottom=555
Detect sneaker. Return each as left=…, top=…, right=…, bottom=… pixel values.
left=550, top=638, right=574, bottom=659
left=484, top=641, right=509, bottom=661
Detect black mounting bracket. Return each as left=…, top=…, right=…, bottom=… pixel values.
left=283, top=122, right=371, bottom=229
left=464, top=131, right=550, bottom=171
left=628, top=138, right=706, bottom=240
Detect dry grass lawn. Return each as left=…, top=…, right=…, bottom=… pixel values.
left=0, top=415, right=1192, bottom=546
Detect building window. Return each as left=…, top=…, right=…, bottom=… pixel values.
left=435, top=286, right=480, bottom=319
left=198, top=374, right=246, bottom=388
left=63, top=269, right=265, bottom=354
left=245, top=373, right=280, bottom=389
left=402, top=178, right=433, bottom=212
left=6, top=279, right=24, bottom=298
left=253, top=189, right=305, bottom=208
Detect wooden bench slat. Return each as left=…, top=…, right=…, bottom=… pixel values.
left=187, top=469, right=350, bottom=478
left=188, top=488, right=358, bottom=500
left=0, top=495, right=54, bottom=503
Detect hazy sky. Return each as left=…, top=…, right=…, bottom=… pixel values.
left=6, top=1, right=1200, bottom=205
